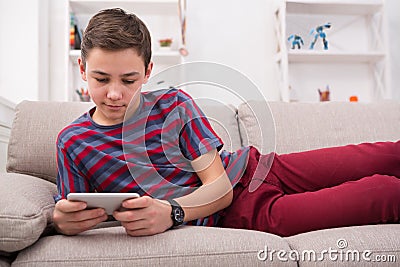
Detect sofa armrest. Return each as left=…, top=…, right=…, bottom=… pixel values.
left=0, top=173, right=57, bottom=253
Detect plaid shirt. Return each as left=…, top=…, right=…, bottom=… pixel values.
left=56, top=88, right=249, bottom=226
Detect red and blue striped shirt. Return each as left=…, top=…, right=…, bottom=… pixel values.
left=56, top=88, right=249, bottom=226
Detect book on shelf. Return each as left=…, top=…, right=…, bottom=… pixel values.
left=70, top=12, right=82, bottom=50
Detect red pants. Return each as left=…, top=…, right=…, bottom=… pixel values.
left=218, top=141, right=400, bottom=236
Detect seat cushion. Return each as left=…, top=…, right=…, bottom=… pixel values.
left=0, top=173, right=57, bottom=252
left=13, top=226, right=295, bottom=266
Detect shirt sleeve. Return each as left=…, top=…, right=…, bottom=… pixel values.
left=56, top=142, right=91, bottom=199
left=177, top=90, right=224, bottom=161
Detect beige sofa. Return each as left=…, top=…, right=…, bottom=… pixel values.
left=1, top=100, right=399, bottom=266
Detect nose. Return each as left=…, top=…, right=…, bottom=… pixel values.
left=107, top=83, right=123, bottom=101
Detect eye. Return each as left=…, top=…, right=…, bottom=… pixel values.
left=123, top=80, right=136, bottom=85
left=94, top=78, right=109, bottom=83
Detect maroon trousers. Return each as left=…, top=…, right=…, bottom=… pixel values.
left=218, top=141, right=400, bottom=236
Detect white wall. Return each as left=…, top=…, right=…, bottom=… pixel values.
left=0, top=0, right=49, bottom=104
left=386, top=0, right=400, bottom=100
left=185, top=0, right=279, bottom=101
left=48, top=0, right=69, bottom=101
left=0, top=0, right=399, bottom=103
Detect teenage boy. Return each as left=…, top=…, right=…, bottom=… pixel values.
left=54, top=8, right=400, bottom=237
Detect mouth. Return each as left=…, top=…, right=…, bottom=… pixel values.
left=104, top=103, right=125, bottom=110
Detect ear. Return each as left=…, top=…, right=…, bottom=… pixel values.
left=78, top=57, right=87, bottom=81
left=143, top=62, right=153, bottom=84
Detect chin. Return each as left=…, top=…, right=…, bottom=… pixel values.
left=108, top=116, right=124, bottom=125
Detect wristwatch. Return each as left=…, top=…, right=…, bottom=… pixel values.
left=167, top=199, right=185, bottom=228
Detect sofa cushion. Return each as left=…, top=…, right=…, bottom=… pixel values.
left=201, top=104, right=241, bottom=152
left=7, top=101, right=94, bottom=183
left=236, top=101, right=276, bottom=155
left=0, top=257, right=11, bottom=267
left=0, top=173, right=57, bottom=252
left=0, top=250, right=15, bottom=266
left=13, top=226, right=295, bottom=266
left=0, top=259, right=10, bottom=267
left=238, top=101, right=400, bottom=154
left=286, top=224, right=400, bottom=266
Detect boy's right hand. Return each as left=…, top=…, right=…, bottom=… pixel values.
left=53, top=199, right=108, bottom=235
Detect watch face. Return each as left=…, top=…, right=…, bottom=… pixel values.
left=169, top=199, right=185, bottom=227
left=173, top=207, right=184, bottom=223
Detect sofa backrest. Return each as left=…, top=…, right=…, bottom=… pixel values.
left=238, top=101, right=400, bottom=154
left=6, top=101, right=241, bottom=183
left=7, top=101, right=94, bottom=183
left=7, top=100, right=400, bottom=183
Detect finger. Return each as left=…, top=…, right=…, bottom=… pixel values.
left=121, top=218, right=148, bottom=231
left=113, top=208, right=144, bottom=222
left=56, top=199, right=87, bottom=213
left=67, top=208, right=107, bottom=223
left=61, top=214, right=109, bottom=235
left=71, top=214, right=109, bottom=230
left=125, top=227, right=159, bottom=237
left=122, top=196, right=152, bottom=209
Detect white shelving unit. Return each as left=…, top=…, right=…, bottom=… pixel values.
left=67, top=0, right=183, bottom=101
left=0, top=96, right=15, bottom=173
left=274, top=0, right=390, bottom=102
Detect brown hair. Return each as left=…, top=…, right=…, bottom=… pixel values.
left=81, top=8, right=152, bottom=71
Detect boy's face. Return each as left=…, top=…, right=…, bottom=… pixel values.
left=78, top=48, right=152, bottom=125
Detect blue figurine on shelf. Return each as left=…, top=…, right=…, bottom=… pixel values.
left=288, top=34, right=304, bottom=49
left=310, top=22, right=331, bottom=50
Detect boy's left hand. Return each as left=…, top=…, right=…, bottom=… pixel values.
left=113, top=196, right=173, bottom=236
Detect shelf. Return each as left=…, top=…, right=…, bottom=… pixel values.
left=69, top=50, right=81, bottom=64
left=70, top=0, right=177, bottom=3
left=287, top=51, right=385, bottom=63
left=0, top=96, right=16, bottom=129
left=69, top=49, right=181, bottom=63
left=0, top=96, right=16, bottom=110
left=70, top=49, right=81, bottom=57
left=275, top=0, right=389, bottom=102
left=153, top=50, right=181, bottom=57
left=0, top=125, right=11, bottom=145
left=286, top=0, right=383, bottom=15
left=69, top=0, right=178, bottom=14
